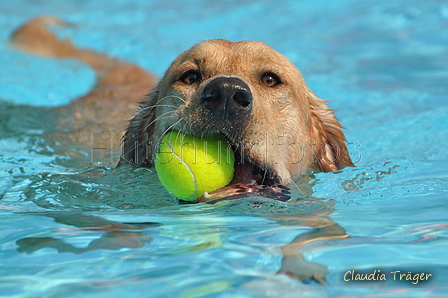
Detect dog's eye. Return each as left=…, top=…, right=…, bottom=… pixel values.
left=180, top=70, right=201, bottom=85
left=261, top=72, right=281, bottom=87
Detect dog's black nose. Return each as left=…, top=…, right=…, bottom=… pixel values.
left=201, top=77, right=253, bottom=120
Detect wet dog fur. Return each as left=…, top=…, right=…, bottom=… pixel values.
left=120, top=39, right=353, bottom=192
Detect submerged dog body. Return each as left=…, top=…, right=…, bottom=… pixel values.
left=122, top=39, right=353, bottom=188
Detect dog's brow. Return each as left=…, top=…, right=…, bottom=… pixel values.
left=176, top=61, right=199, bottom=74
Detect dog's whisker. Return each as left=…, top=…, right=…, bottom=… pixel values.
left=154, top=118, right=185, bottom=152
left=139, top=97, right=183, bottom=112
left=288, top=177, right=306, bottom=197
left=120, top=116, right=177, bottom=160
left=142, top=110, right=177, bottom=132
left=137, top=95, right=185, bottom=115
left=157, top=94, right=186, bottom=104
left=147, top=104, right=179, bottom=110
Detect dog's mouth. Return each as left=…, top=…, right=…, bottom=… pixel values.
left=164, top=128, right=291, bottom=202
left=195, top=134, right=290, bottom=203
left=231, top=148, right=280, bottom=186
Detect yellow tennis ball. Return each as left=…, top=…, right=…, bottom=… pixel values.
left=155, top=131, right=235, bottom=201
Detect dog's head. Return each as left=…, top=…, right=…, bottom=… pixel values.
left=121, top=39, right=353, bottom=186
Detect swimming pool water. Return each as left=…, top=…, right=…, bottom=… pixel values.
left=1, top=0, right=448, bottom=297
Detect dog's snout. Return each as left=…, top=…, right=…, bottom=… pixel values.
left=201, top=77, right=252, bottom=119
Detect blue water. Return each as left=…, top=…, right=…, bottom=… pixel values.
left=1, top=0, right=448, bottom=297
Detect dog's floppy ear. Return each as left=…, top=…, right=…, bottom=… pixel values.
left=308, top=91, right=354, bottom=172
left=119, top=85, right=160, bottom=167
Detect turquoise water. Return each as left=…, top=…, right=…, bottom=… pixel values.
left=1, top=0, right=448, bottom=297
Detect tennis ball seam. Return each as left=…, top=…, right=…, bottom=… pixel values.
left=166, top=135, right=199, bottom=200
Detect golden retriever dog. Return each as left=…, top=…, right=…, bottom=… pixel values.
left=11, top=17, right=352, bottom=284
left=120, top=39, right=353, bottom=199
